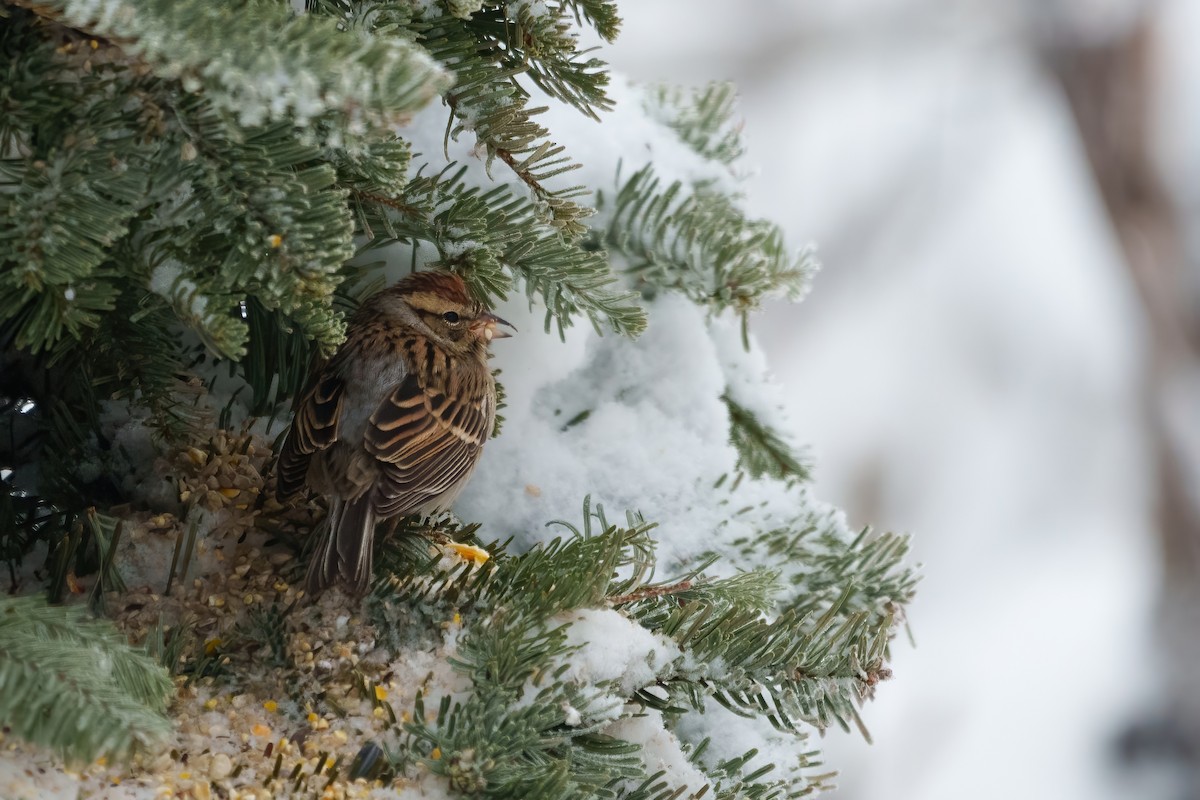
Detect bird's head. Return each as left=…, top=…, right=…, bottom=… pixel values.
left=384, top=271, right=514, bottom=358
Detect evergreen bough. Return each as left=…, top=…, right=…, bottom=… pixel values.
left=0, top=0, right=917, bottom=796
left=362, top=500, right=915, bottom=798
left=0, top=595, right=173, bottom=763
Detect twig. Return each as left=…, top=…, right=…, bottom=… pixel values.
left=352, top=189, right=423, bottom=218
left=444, top=93, right=550, bottom=201
left=608, top=579, right=692, bottom=606
left=494, top=146, right=550, bottom=199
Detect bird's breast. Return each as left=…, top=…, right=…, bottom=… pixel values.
left=338, top=355, right=410, bottom=446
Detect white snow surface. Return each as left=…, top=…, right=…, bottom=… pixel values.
left=0, top=755, right=80, bottom=800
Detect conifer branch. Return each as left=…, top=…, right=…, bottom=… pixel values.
left=0, top=19, right=356, bottom=358
left=377, top=164, right=647, bottom=337
left=304, top=0, right=611, bottom=236
left=0, top=596, right=173, bottom=762
left=724, top=393, right=812, bottom=485
left=597, top=165, right=817, bottom=317
left=559, top=0, right=621, bottom=42
left=366, top=498, right=911, bottom=797
left=649, top=82, right=746, bottom=166
left=441, top=85, right=595, bottom=239
left=33, top=0, right=451, bottom=137
left=427, top=8, right=604, bottom=235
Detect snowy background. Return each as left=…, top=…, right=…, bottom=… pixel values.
left=592, top=2, right=1200, bottom=799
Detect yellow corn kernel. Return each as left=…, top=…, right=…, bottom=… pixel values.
left=446, top=542, right=489, bottom=565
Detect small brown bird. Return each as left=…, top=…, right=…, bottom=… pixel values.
left=276, top=271, right=513, bottom=594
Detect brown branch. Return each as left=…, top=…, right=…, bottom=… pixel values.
left=608, top=580, right=693, bottom=606
left=444, top=93, right=550, bottom=202
left=494, top=146, right=550, bottom=199
left=351, top=189, right=423, bottom=218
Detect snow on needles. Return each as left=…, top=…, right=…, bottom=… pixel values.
left=557, top=607, right=681, bottom=696
left=400, top=75, right=739, bottom=216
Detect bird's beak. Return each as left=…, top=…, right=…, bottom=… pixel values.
left=472, top=311, right=516, bottom=341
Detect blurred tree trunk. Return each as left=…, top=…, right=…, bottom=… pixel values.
left=1044, top=11, right=1200, bottom=782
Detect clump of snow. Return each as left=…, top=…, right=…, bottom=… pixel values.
left=0, top=754, right=80, bottom=800
left=557, top=607, right=681, bottom=695
left=445, top=0, right=483, bottom=20
left=148, top=259, right=209, bottom=318
left=385, top=623, right=475, bottom=707
left=511, top=0, right=552, bottom=20
left=710, top=313, right=803, bottom=440
left=438, top=238, right=480, bottom=258
left=411, top=0, right=446, bottom=21
left=605, top=709, right=711, bottom=794
left=456, top=292, right=846, bottom=577
left=676, top=695, right=814, bottom=786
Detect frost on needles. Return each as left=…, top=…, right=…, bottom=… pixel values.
left=0, top=1, right=917, bottom=798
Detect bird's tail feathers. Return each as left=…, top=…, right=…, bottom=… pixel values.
left=306, top=495, right=375, bottom=595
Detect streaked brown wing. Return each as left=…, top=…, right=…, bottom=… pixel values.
left=364, top=371, right=490, bottom=517
left=276, top=372, right=344, bottom=500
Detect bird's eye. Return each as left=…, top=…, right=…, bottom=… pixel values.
left=442, top=311, right=460, bottom=323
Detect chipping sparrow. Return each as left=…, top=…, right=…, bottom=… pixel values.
left=276, top=271, right=513, bottom=594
